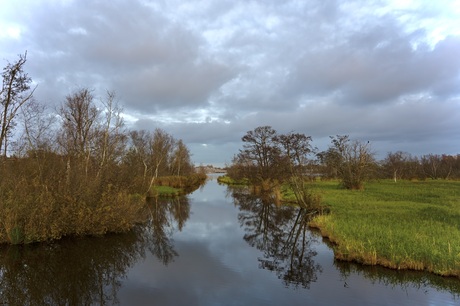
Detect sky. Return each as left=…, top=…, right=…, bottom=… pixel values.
left=1, top=0, right=459, bottom=166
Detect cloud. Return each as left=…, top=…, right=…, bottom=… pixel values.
left=1, top=0, right=459, bottom=164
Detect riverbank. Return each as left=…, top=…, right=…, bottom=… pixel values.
left=0, top=167, right=206, bottom=244
left=305, top=180, right=460, bottom=278
left=219, top=176, right=460, bottom=278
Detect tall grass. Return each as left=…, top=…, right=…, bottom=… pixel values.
left=307, top=180, right=460, bottom=277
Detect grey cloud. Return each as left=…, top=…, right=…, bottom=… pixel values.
left=118, top=59, right=234, bottom=112
left=286, top=27, right=460, bottom=106
left=134, top=119, right=244, bottom=145
left=1, top=0, right=459, bottom=165
left=18, top=0, right=236, bottom=111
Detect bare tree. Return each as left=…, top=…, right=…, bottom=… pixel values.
left=95, top=90, right=126, bottom=177
left=147, top=128, right=175, bottom=192
left=0, top=52, right=36, bottom=157
left=275, top=132, right=320, bottom=210
left=58, top=88, right=100, bottom=180
left=19, top=100, right=56, bottom=155
left=236, top=126, right=283, bottom=184
left=275, top=132, right=314, bottom=176
left=328, top=135, right=375, bottom=190
left=128, top=129, right=150, bottom=184
left=170, top=139, right=192, bottom=176
left=384, top=151, right=411, bottom=182
left=420, top=154, right=443, bottom=180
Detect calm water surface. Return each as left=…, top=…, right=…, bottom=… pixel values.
left=1, top=175, right=459, bottom=305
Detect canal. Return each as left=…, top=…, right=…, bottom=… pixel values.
left=0, top=174, right=459, bottom=305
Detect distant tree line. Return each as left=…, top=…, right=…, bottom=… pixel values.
left=0, top=53, right=202, bottom=244
left=228, top=126, right=460, bottom=193
left=319, top=146, right=460, bottom=182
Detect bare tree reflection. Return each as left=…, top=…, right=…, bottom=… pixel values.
left=143, top=196, right=191, bottom=265
left=335, top=259, right=460, bottom=298
left=231, top=187, right=322, bottom=288
left=0, top=231, right=144, bottom=305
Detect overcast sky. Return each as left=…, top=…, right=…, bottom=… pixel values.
left=1, top=0, right=459, bottom=166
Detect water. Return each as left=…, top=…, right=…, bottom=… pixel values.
left=0, top=175, right=459, bottom=305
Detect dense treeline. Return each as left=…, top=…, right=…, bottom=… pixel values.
left=0, top=53, right=203, bottom=244
left=380, top=152, right=460, bottom=181
left=319, top=149, right=460, bottom=181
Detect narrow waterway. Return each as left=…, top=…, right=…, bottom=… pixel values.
left=0, top=175, right=459, bottom=305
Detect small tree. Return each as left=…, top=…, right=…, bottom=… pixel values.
left=274, top=132, right=320, bottom=211
left=58, top=88, right=99, bottom=157
left=328, top=135, right=375, bottom=190
left=275, top=132, right=314, bottom=176
left=0, top=52, right=36, bottom=157
left=235, top=126, right=284, bottom=185
left=94, top=90, right=126, bottom=178
left=170, top=139, right=193, bottom=176
left=383, top=151, right=411, bottom=182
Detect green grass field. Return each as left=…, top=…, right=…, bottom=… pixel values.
left=150, top=185, right=182, bottom=197
left=301, top=180, right=460, bottom=277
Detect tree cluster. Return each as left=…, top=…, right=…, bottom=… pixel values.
left=381, top=152, right=460, bottom=181
left=229, top=126, right=315, bottom=185
left=229, top=126, right=375, bottom=192
left=0, top=53, right=199, bottom=244
left=228, top=126, right=322, bottom=211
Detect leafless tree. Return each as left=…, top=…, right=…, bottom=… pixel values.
left=170, top=139, right=192, bottom=176
left=275, top=132, right=319, bottom=210
left=147, top=128, right=175, bottom=192
left=19, top=100, right=56, bottom=155
left=384, top=151, right=411, bottom=182
left=236, top=126, right=283, bottom=184
left=329, top=135, right=375, bottom=190
left=58, top=88, right=100, bottom=181
left=95, top=90, right=126, bottom=177
left=0, top=52, right=36, bottom=157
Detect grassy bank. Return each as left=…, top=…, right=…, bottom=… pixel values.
left=148, top=174, right=208, bottom=197
left=304, top=180, right=460, bottom=277
left=151, top=185, right=182, bottom=197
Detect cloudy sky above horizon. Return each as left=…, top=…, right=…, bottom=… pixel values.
left=1, top=0, right=459, bottom=166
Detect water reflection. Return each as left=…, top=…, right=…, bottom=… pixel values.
left=230, top=187, right=321, bottom=288
left=335, top=257, right=460, bottom=299
left=1, top=179, right=460, bottom=305
left=0, top=231, right=144, bottom=305
left=0, top=196, right=190, bottom=306
left=143, top=196, right=190, bottom=265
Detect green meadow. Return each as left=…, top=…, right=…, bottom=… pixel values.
left=299, top=180, right=460, bottom=277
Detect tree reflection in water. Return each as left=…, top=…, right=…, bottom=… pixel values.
left=0, top=231, right=144, bottom=306
left=143, top=196, right=191, bottom=265
left=230, top=187, right=322, bottom=288
left=334, top=258, right=460, bottom=298
left=0, top=196, right=190, bottom=306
